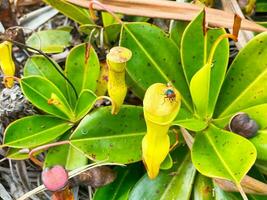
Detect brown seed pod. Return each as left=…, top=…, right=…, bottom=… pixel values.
left=228, top=112, right=259, bottom=138
left=70, top=166, right=117, bottom=188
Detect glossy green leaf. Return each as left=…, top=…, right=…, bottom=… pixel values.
left=190, top=63, right=211, bottom=118
left=181, top=10, right=229, bottom=116
left=6, top=148, right=44, bottom=160
left=24, top=55, right=76, bottom=107
left=21, top=76, right=74, bottom=121
left=120, top=22, right=193, bottom=112
left=101, top=12, right=122, bottom=27
left=181, top=10, right=206, bottom=83
left=160, top=154, right=173, bottom=170
left=172, top=106, right=208, bottom=131
left=105, top=24, right=121, bottom=45
left=125, top=74, right=146, bottom=99
left=43, top=0, right=93, bottom=24
left=74, top=89, right=97, bottom=121
left=3, top=115, right=73, bottom=148
left=65, top=147, right=88, bottom=170
left=6, top=148, right=30, bottom=160
left=192, top=124, right=257, bottom=184
left=44, top=131, right=88, bottom=170
left=26, top=30, right=71, bottom=53
left=213, top=104, right=267, bottom=129
left=93, top=164, right=144, bottom=200
left=65, top=43, right=100, bottom=95
left=193, top=174, right=214, bottom=200
left=169, top=20, right=188, bottom=47
left=129, top=146, right=196, bottom=200
left=215, top=32, right=267, bottom=118
left=70, top=106, right=146, bottom=163
left=44, top=139, right=69, bottom=167
left=250, top=130, right=267, bottom=161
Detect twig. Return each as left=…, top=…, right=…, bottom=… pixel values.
left=221, top=0, right=255, bottom=49
left=65, top=0, right=267, bottom=32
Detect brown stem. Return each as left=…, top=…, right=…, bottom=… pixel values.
left=65, top=0, right=266, bottom=32
left=88, top=0, right=123, bottom=24
left=29, top=141, right=70, bottom=168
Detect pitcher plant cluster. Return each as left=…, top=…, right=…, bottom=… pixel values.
left=1, top=6, right=267, bottom=200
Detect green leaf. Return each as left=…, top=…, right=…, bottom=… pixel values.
left=193, top=174, right=214, bottom=200
left=21, top=76, right=74, bottom=121
left=74, top=89, right=97, bottom=121
left=169, top=20, right=188, bottom=47
left=213, top=104, right=267, bottom=129
left=24, top=55, right=76, bottom=107
left=44, top=137, right=69, bottom=167
left=105, top=24, right=121, bottom=45
left=172, top=107, right=208, bottom=131
left=248, top=195, right=267, bottom=200
left=65, top=43, right=100, bottom=95
left=181, top=10, right=229, bottom=116
left=65, top=146, right=88, bottom=170
left=120, top=22, right=192, bottom=112
left=44, top=131, right=88, bottom=170
left=101, top=12, right=122, bottom=27
left=190, top=63, right=211, bottom=118
left=129, top=146, right=196, bottom=200
left=250, top=130, right=267, bottom=161
left=160, top=154, right=173, bottom=170
left=192, top=124, right=257, bottom=184
left=215, top=32, right=267, bottom=118
left=3, top=115, right=73, bottom=148
left=6, top=148, right=30, bottom=160
left=181, top=11, right=206, bottom=80
left=256, top=0, right=267, bottom=12
left=6, top=148, right=44, bottom=160
left=79, top=24, right=102, bottom=35
left=93, top=164, right=144, bottom=200
left=70, top=106, right=146, bottom=163
left=43, top=0, right=93, bottom=24
left=26, top=30, right=71, bottom=53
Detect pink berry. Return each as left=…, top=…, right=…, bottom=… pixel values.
left=42, top=165, right=69, bottom=192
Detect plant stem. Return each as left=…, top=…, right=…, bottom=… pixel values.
left=207, top=33, right=237, bottom=65
left=88, top=0, right=123, bottom=24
